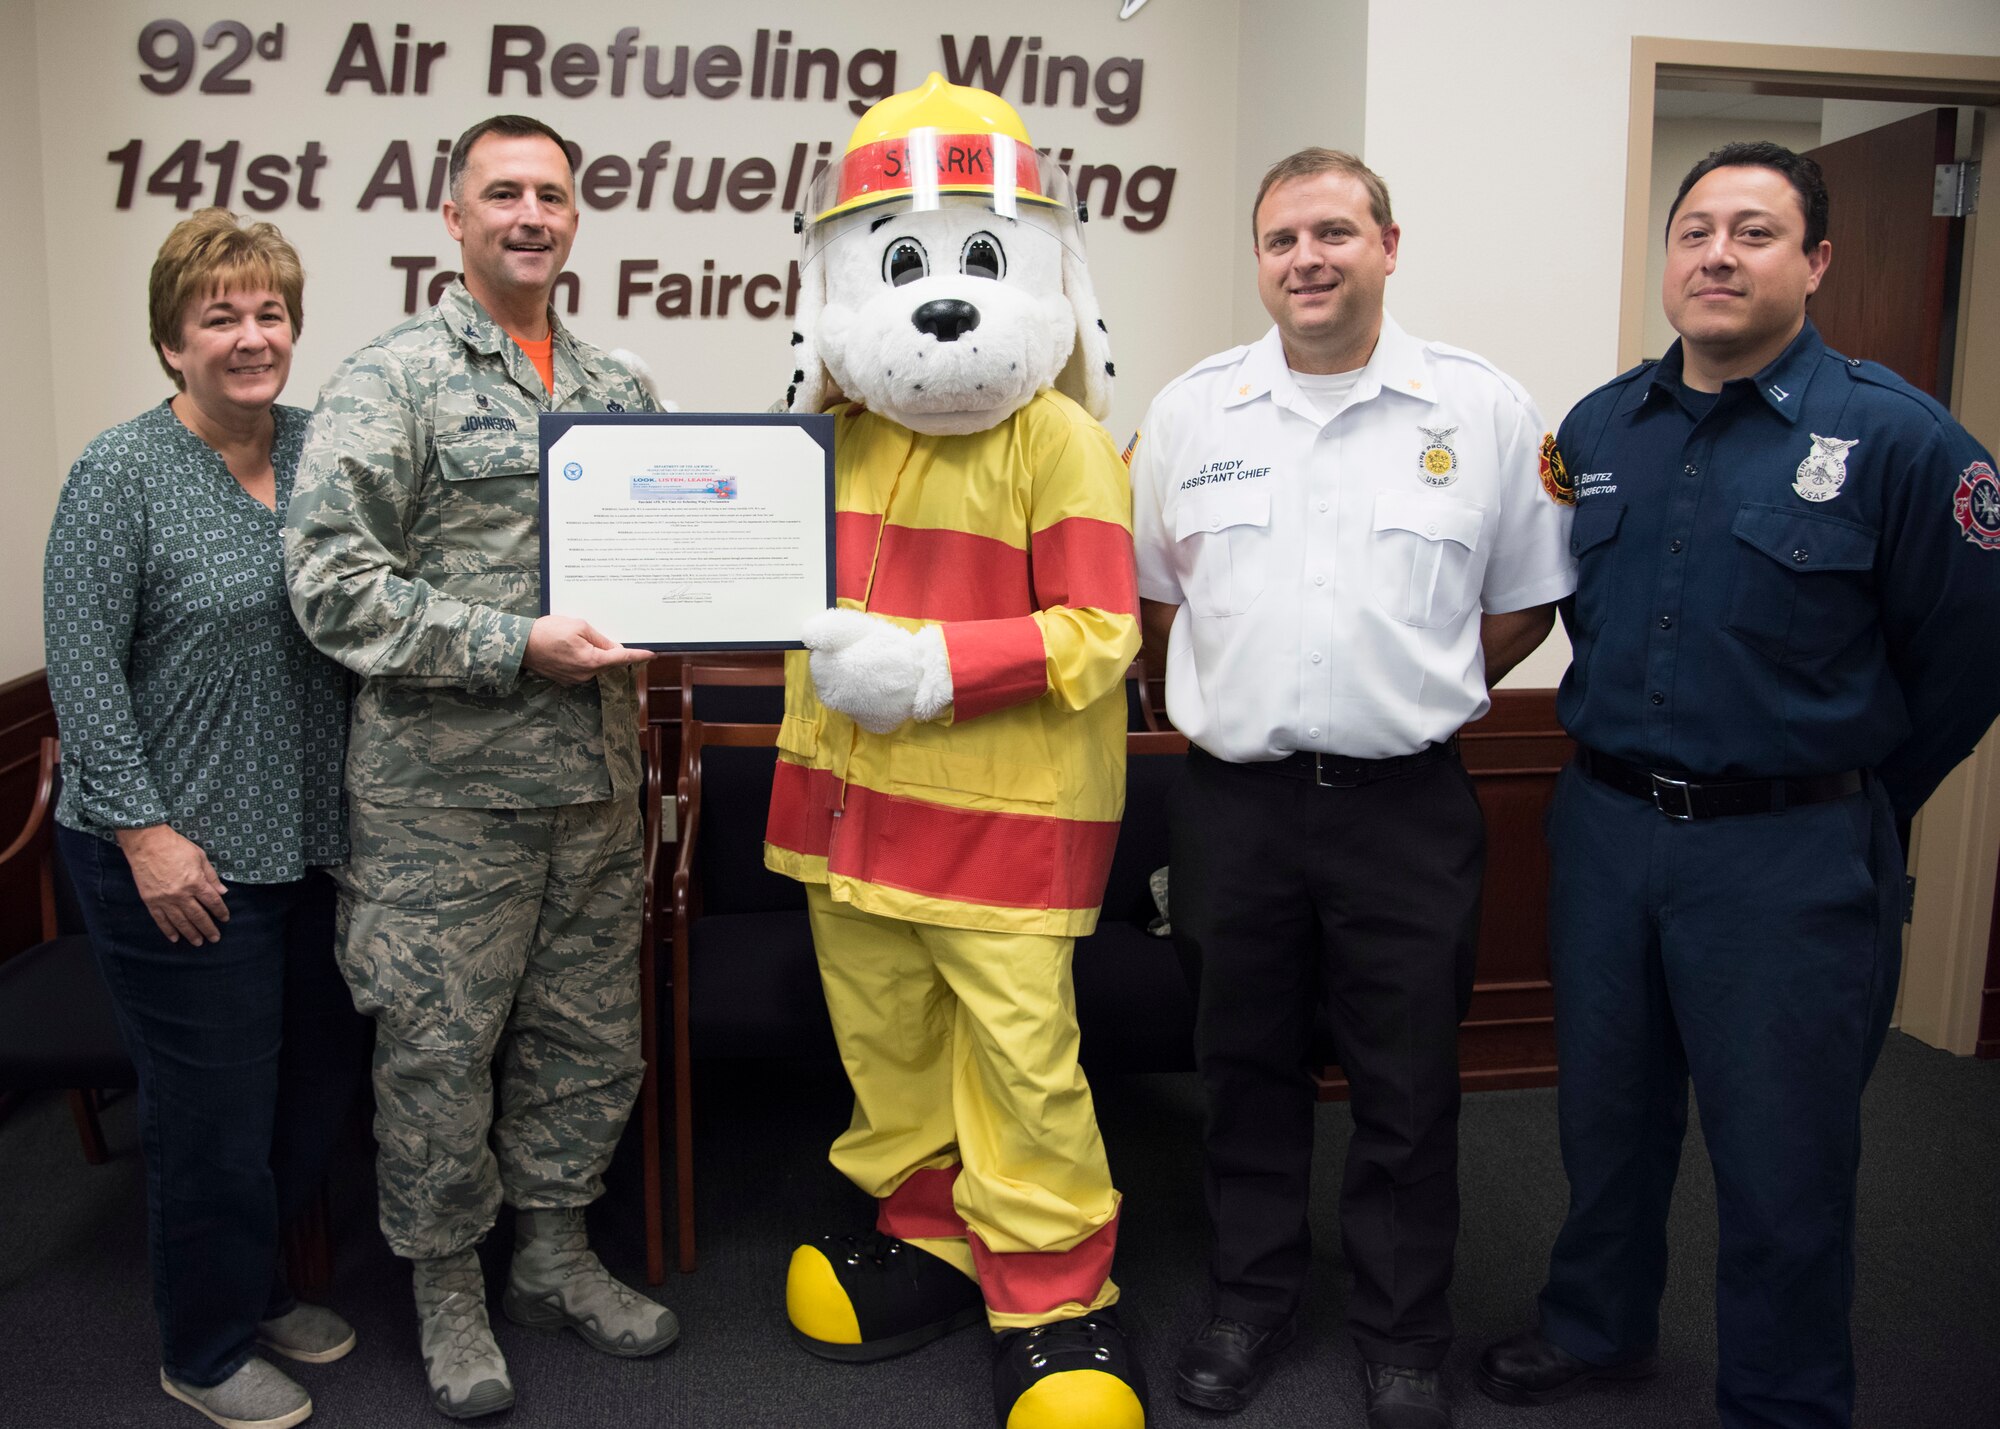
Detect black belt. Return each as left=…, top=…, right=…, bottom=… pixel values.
left=1577, top=747, right=1864, bottom=820
left=1193, top=740, right=1455, bottom=788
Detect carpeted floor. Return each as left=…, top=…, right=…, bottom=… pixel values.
left=1, top=1031, right=1994, bottom=1427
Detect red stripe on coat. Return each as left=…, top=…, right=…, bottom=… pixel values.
left=766, top=760, right=840, bottom=858
left=831, top=782, right=1117, bottom=911
left=969, top=1212, right=1119, bottom=1316
left=942, top=617, right=1048, bottom=722
left=876, top=1166, right=966, bottom=1241
left=835, top=512, right=884, bottom=604
left=1031, top=517, right=1139, bottom=617
left=864, top=525, right=1033, bottom=623
left=767, top=769, right=1119, bottom=913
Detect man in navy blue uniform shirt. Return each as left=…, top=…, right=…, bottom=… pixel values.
left=1478, top=142, right=2000, bottom=1429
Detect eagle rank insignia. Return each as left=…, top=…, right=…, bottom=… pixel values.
left=1416, top=421, right=1459, bottom=487
left=1793, top=433, right=1856, bottom=503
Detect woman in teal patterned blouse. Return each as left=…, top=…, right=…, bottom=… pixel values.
left=43, top=209, right=367, bottom=1429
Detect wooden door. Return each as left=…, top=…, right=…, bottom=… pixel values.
left=1806, top=109, right=1961, bottom=401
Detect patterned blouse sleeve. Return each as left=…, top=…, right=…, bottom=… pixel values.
left=43, top=443, right=174, bottom=830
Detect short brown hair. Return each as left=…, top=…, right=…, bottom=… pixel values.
left=448, top=114, right=574, bottom=203
left=149, top=208, right=304, bottom=388
left=1251, top=148, right=1394, bottom=242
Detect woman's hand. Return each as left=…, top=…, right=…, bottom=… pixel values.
left=114, top=824, right=230, bottom=945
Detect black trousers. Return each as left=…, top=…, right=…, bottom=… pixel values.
left=1170, top=747, right=1484, bottom=1368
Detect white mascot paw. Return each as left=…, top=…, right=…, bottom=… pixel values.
left=607, top=348, right=681, bottom=412
left=802, top=609, right=953, bottom=734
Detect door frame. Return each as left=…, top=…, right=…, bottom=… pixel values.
left=1623, top=38, right=2000, bottom=1055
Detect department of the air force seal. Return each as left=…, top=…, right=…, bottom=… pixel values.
left=1538, top=432, right=1575, bottom=506
left=1952, top=461, right=2000, bottom=551
left=1416, top=421, right=1459, bottom=486
left=1793, top=433, right=1856, bottom=502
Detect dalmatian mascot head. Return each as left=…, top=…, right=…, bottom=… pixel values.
left=787, top=72, right=1114, bottom=435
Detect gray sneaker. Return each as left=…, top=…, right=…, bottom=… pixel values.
left=413, top=1251, right=515, bottom=1420
left=160, top=1358, right=312, bottom=1429
left=256, top=1303, right=357, bottom=1364
left=503, top=1207, right=680, bottom=1357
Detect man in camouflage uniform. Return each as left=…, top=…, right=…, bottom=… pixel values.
left=284, top=114, right=676, bottom=1420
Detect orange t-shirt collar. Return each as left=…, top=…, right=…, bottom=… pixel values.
left=506, top=328, right=555, bottom=393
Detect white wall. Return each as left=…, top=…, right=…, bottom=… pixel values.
left=1642, top=116, right=1823, bottom=361
left=4, top=4, right=56, bottom=680
left=1231, top=1, right=1369, bottom=347
left=1363, top=0, right=2000, bottom=687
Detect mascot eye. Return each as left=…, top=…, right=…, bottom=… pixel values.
left=882, top=238, right=930, bottom=287
left=961, top=232, right=1006, bottom=281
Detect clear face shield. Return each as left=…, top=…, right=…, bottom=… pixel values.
left=796, top=128, right=1087, bottom=271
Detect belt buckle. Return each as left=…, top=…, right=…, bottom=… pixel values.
left=1650, top=773, right=1696, bottom=820
left=1314, top=753, right=1331, bottom=788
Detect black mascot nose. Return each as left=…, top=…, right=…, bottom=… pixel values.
left=911, top=299, right=981, bottom=342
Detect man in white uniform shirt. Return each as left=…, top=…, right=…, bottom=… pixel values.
left=1130, top=149, right=1575, bottom=1429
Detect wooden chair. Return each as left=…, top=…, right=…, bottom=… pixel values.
left=635, top=677, right=671, bottom=1284
left=0, top=737, right=134, bottom=1161
left=663, top=653, right=803, bottom=1273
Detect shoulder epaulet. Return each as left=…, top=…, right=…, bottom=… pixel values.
left=366, top=308, right=444, bottom=357
left=1553, top=360, right=1656, bottom=420
left=1833, top=350, right=1955, bottom=426
left=1591, top=359, right=1656, bottom=399
left=1423, top=341, right=1535, bottom=409
left=1151, top=343, right=1255, bottom=403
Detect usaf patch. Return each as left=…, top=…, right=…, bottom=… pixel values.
left=1952, top=461, right=2000, bottom=551
left=1121, top=429, right=1141, bottom=467
left=1793, top=433, right=1856, bottom=503
left=1416, top=422, right=1459, bottom=487
left=1538, top=432, right=1575, bottom=505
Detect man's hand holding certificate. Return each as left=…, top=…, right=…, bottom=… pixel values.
left=538, top=412, right=836, bottom=651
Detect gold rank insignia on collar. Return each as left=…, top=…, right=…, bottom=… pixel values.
left=1417, top=421, right=1459, bottom=487
left=1539, top=432, right=1576, bottom=505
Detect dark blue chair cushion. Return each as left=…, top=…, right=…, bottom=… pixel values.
left=1075, top=922, right=1194, bottom=1072
left=686, top=909, right=836, bottom=1061
left=694, top=746, right=807, bottom=917
left=0, top=933, right=134, bottom=1088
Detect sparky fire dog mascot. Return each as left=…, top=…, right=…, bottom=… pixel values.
left=763, top=75, right=1145, bottom=1429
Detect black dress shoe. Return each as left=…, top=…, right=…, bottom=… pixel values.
left=1476, top=1328, right=1658, bottom=1406
left=1362, top=1362, right=1449, bottom=1429
left=1172, top=1315, right=1297, bottom=1411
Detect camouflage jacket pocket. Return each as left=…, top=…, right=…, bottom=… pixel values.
left=430, top=432, right=541, bottom=575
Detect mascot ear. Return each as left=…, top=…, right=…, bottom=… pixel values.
left=1054, top=244, right=1114, bottom=422
left=785, top=256, right=835, bottom=415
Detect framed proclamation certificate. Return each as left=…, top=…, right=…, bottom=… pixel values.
left=538, top=412, right=835, bottom=651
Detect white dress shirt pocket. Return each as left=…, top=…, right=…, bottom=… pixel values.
left=1369, top=491, right=1486, bottom=628
left=1173, top=484, right=1271, bottom=617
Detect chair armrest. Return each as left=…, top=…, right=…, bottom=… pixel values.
left=0, top=738, right=62, bottom=944
left=0, top=738, right=59, bottom=874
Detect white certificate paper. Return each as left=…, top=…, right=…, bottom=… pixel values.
left=538, top=413, right=835, bottom=650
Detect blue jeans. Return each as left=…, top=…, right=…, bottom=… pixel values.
left=59, top=828, right=369, bottom=1387
left=1534, top=765, right=1904, bottom=1429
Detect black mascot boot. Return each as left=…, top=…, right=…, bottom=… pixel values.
left=786, top=1231, right=985, bottom=1361
left=992, top=1310, right=1148, bottom=1429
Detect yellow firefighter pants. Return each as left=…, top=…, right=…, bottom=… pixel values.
left=807, top=884, right=1122, bottom=1328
